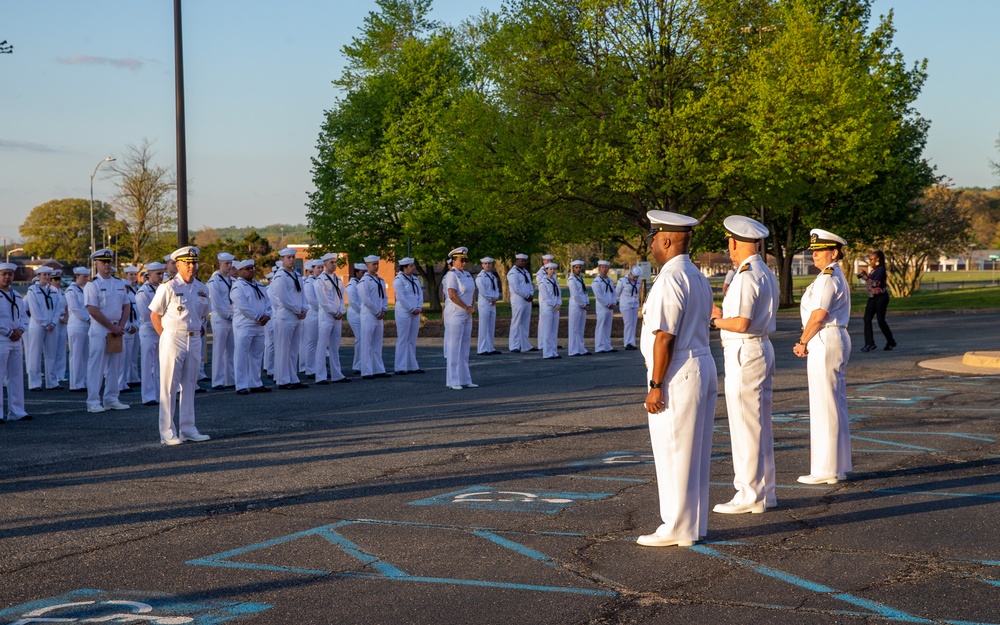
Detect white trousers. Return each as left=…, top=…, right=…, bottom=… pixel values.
left=568, top=306, right=588, bottom=355
left=723, top=337, right=776, bottom=506
left=126, top=325, right=140, bottom=383
left=211, top=317, right=235, bottom=387
left=508, top=298, right=533, bottom=352
left=315, top=315, right=344, bottom=382
left=347, top=311, right=362, bottom=373
left=272, top=313, right=302, bottom=385
left=67, top=324, right=89, bottom=390
left=139, top=326, right=160, bottom=403
left=0, top=338, right=28, bottom=419
left=234, top=321, right=265, bottom=390
left=807, top=327, right=852, bottom=477
left=26, top=321, right=59, bottom=389
left=359, top=312, right=385, bottom=376
left=444, top=308, right=472, bottom=387
left=647, top=351, right=717, bottom=542
left=477, top=303, right=496, bottom=354
left=158, top=330, right=201, bottom=441
left=264, top=321, right=274, bottom=374
left=120, top=330, right=137, bottom=391
left=56, top=322, right=68, bottom=381
left=86, top=328, right=123, bottom=409
left=300, top=310, right=318, bottom=374
left=394, top=311, right=420, bottom=373
left=539, top=307, right=559, bottom=358
left=594, top=305, right=613, bottom=352
left=621, top=306, right=638, bottom=347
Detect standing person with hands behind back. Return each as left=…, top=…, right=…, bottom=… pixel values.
left=83, top=249, right=131, bottom=413
left=0, top=262, right=30, bottom=422
left=857, top=249, right=896, bottom=352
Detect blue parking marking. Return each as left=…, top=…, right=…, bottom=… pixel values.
left=187, top=519, right=617, bottom=597
left=566, top=451, right=655, bottom=467
left=408, top=486, right=612, bottom=513
left=0, top=588, right=270, bottom=624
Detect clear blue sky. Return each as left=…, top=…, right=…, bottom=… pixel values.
left=2, top=0, right=998, bottom=242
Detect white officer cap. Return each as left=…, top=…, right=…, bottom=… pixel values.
left=217, top=252, right=235, bottom=262
left=278, top=247, right=297, bottom=257
left=73, top=266, right=91, bottom=275
left=364, top=255, right=380, bottom=263
left=123, top=265, right=139, bottom=274
left=353, top=263, right=367, bottom=271
left=448, top=247, right=468, bottom=259
left=0, top=262, right=17, bottom=272
left=514, top=253, right=529, bottom=260
left=570, top=260, right=584, bottom=267
left=724, top=215, right=769, bottom=242
left=543, top=262, right=558, bottom=270
left=809, top=228, right=847, bottom=249
left=93, top=249, right=115, bottom=262
left=646, top=210, right=698, bottom=234
left=320, top=252, right=338, bottom=262
left=35, top=266, right=53, bottom=275
left=480, top=257, right=494, bottom=264
left=398, top=257, right=415, bottom=266
left=542, top=253, right=554, bottom=260
left=597, top=260, right=610, bottom=266
left=170, top=246, right=200, bottom=262
left=631, top=266, right=643, bottom=277
left=145, top=262, right=166, bottom=271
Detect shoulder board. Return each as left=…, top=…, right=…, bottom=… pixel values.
left=822, top=267, right=834, bottom=276
left=739, top=264, right=752, bottom=274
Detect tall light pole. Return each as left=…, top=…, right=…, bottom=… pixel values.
left=90, top=156, right=115, bottom=267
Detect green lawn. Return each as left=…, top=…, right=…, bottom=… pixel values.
left=851, top=285, right=1000, bottom=312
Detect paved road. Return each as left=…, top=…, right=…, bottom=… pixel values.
left=1, top=312, right=999, bottom=624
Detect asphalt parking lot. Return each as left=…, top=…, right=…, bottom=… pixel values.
left=1, top=311, right=999, bottom=625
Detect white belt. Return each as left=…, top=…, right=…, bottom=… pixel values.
left=721, top=335, right=766, bottom=347
left=673, top=346, right=711, bottom=360
left=165, top=329, right=199, bottom=336
left=821, top=325, right=847, bottom=330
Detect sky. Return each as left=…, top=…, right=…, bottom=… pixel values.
left=2, top=0, right=999, bottom=242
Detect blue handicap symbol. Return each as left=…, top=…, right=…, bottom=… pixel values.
left=0, top=588, right=270, bottom=625
left=408, top=486, right=612, bottom=513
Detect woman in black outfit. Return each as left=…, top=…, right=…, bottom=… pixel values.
left=857, top=250, right=897, bottom=352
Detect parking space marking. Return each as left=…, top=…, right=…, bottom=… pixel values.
left=408, top=486, right=612, bottom=513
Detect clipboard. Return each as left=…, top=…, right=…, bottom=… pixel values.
left=106, top=333, right=123, bottom=354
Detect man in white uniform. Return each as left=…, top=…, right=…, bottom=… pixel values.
left=0, top=262, right=30, bottom=421
left=313, top=253, right=350, bottom=384
left=149, top=246, right=211, bottom=445
left=358, top=255, right=390, bottom=379
left=299, top=260, right=323, bottom=377
left=83, top=249, right=131, bottom=413
left=393, top=257, right=423, bottom=375
left=50, top=269, right=69, bottom=384
left=616, top=266, right=642, bottom=350
left=231, top=259, right=272, bottom=395
left=535, top=254, right=555, bottom=350
left=268, top=248, right=309, bottom=390
left=710, top=215, right=778, bottom=514
left=262, top=267, right=276, bottom=378
left=506, top=254, right=535, bottom=353
left=208, top=252, right=236, bottom=390
left=538, top=262, right=561, bottom=359
left=638, top=210, right=717, bottom=548
left=25, top=266, right=61, bottom=391
left=136, top=262, right=165, bottom=406
left=591, top=260, right=616, bottom=353
left=345, top=263, right=366, bottom=375
left=475, top=257, right=501, bottom=355
left=65, top=266, right=92, bottom=392
left=567, top=260, right=590, bottom=356
left=120, top=266, right=140, bottom=392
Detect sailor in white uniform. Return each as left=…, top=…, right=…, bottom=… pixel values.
left=793, top=228, right=852, bottom=485
left=538, top=262, right=562, bottom=359
left=120, top=265, right=141, bottom=392
left=208, top=252, right=236, bottom=389
left=591, top=260, right=617, bottom=353
left=358, top=255, right=390, bottom=379
left=567, top=260, right=590, bottom=356
left=710, top=215, right=778, bottom=514
left=83, top=249, right=131, bottom=413
left=25, top=266, right=61, bottom=390
left=148, top=246, right=211, bottom=445
left=393, top=257, right=423, bottom=375
left=345, top=263, right=366, bottom=375
left=506, top=254, right=535, bottom=352
left=312, top=253, right=348, bottom=384
left=535, top=254, right=555, bottom=350
left=50, top=269, right=69, bottom=384
left=616, top=266, right=642, bottom=350
left=0, top=262, right=30, bottom=421
left=443, top=247, right=477, bottom=389
left=476, top=257, right=501, bottom=355
left=299, top=260, right=323, bottom=377
left=136, top=262, right=165, bottom=406
left=638, top=210, right=716, bottom=548
left=65, top=266, right=92, bottom=392
left=231, top=259, right=272, bottom=394
left=268, top=248, right=309, bottom=390
left=263, top=266, right=277, bottom=377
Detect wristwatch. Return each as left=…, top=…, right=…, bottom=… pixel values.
left=649, top=380, right=663, bottom=389
left=709, top=317, right=718, bottom=329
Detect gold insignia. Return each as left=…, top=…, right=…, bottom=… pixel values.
left=822, top=267, right=834, bottom=276
left=739, top=264, right=751, bottom=274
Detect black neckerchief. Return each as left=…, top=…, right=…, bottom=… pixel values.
left=0, top=288, right=18, bottom=321
left=282, top=268, right=301, bottom=292
left=403, top=273, right=418, bottom=294
left=324, top=273, right=342, bottom=298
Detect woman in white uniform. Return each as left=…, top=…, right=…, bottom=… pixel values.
left=443, top=247, right=478, bottom=390
left=792, top=228, right=852, bottom=484
left=538, top=262, right=562, bottom=359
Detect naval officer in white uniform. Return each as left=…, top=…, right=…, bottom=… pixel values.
left=591, top=260, right=616, bottom=353
left=710, top=215, right=778, bottom=514
left=475, top=257, right=501, bottom=355
left=443, top=247, right=477, bottom=390
left=793, top=228, right=852, bottom=485
left=638, top=210, right=717, bottom=547
left=65, top=266, right=92, bottom=392
left=83, top=249, right=131, bottom=413
left=506, top=254, right=535, bottom=352
left=567, top=260, right=590, bottom=356
left=393, top=257, right=423, bottom=375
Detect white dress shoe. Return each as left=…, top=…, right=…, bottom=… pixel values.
left=161, top=437, right=182, bottom=446
left=449, top=385, right=463, bottom=390
left=104, top=401, right=130, bottom=411
left=797, top=474, right=843, bottom=485
left=464, top=383, right=479, bottom=388
left=180, top=432, right=211, bottom=442
left=713, top=499, right=765, bottom=514
left=636, top=534, right=697, bottom=547
left=87, top=405, right=106, bottom=413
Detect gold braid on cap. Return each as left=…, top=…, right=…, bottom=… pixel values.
left=808, top=233, right=840, bottom=250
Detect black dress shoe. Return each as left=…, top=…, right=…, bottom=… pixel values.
left=376, top=373, right=392, bottom=378
left=70, top=387, right=87, bottom=392
left=543, top=355, right=562, bottom=360
left=224, top=385, right=237, bottom=390
left=860, top=344, right=875, bottom=352
left=143, top=400, right=159, bottom=406
left=624, top=345, right=637, bottom=351
left=315, top=380, right=331, bottom=385
left=353, top=369, right=362, bottom=375
left=20, top=415, right=33, bottom=421
left=195, top=387, right=207, bottom=393
left=293, top=382, right=309, bottom=389
left=883, top=344, right=895, bottom=351
left=212, top=385, right=226, bottom=390
left=249, top=386, right=272, bottom=393
left=395, top=371, right=408, bottom=375
left=413, top=369, right=425, bottom=374
left=332, top=377, right=352, bottom=383
left=29, top=387, right=42, bottom=392
left=362, top=375, right=375, bottom=380
left=48, top=385, right=64, bottom=391
left=491, top=350, right=503, bottom=354
left=527, top=347, right=539, bottom=352
left=278, top=383, right=296, bottom=390
left=236, top=389, right=250, bottom=395
left=508, top=349, right=520, bottom=353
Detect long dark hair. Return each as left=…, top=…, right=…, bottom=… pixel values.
left=870, top=250, right=886, bottom=267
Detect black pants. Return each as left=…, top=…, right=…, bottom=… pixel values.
left=863, top=294, right=895, bottom=347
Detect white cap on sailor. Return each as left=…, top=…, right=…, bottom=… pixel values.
left=514, top=253, right=528, bottom=260
left=480, top=257, right=494, bottom=264
left=809, top=228, right=847, bottom=249
left=217, top=252, right=235, bottom=262
left=0, top=262, right=17, bottom=272
left=265, top=271, right=274, bottom=280
left=278, top=247, right=296, bottom=257
left=542, top=253, right=554, bottom=261
left=320, top=252, right=338, bottom=262
left=145, top=262, right=166, bottom=271
left=543, top=262, right=558, bottom=270
left=724, top=215, right=769, bottom=242
left=570, top=260, right=584, bottom=267
left=35, top=266, right=53, bottom=275
left=364, top=255, right=380, bottom=263
left=234, top=259, right=255, bottom=270
left=353, top=263, right=367, bottom=271
left=597, top=260, right=610, bottom=267
left=163, top=254, right=172, bottom=262
left=631, top=266, right=643, bottom=277
left=123, top=265, right=139, bottom=274
left=398, top=257, right=415, bottom=267
left=73, top=266, right=91, bottom=275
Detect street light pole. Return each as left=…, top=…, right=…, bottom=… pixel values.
left=90, top=156, right=116, bottom=268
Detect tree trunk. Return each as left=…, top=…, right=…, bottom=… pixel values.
left=418, top=262, right=444, bottom=313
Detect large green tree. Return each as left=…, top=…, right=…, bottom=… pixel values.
left=19, top=198, right=118, bottom=265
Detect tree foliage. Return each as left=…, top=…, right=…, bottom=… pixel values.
left=108, top=139, right=177, bottom=265
left=19, top=198, right=118, bottom=265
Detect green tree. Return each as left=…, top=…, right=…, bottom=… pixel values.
left=108, top=139, right=177, bottom=265
left=19, top=198, right=117, bottom=265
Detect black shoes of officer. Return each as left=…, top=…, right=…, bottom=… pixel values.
left=249, top=386, right=272, bottom=393
left=236, top=389, right=250, bottom=395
